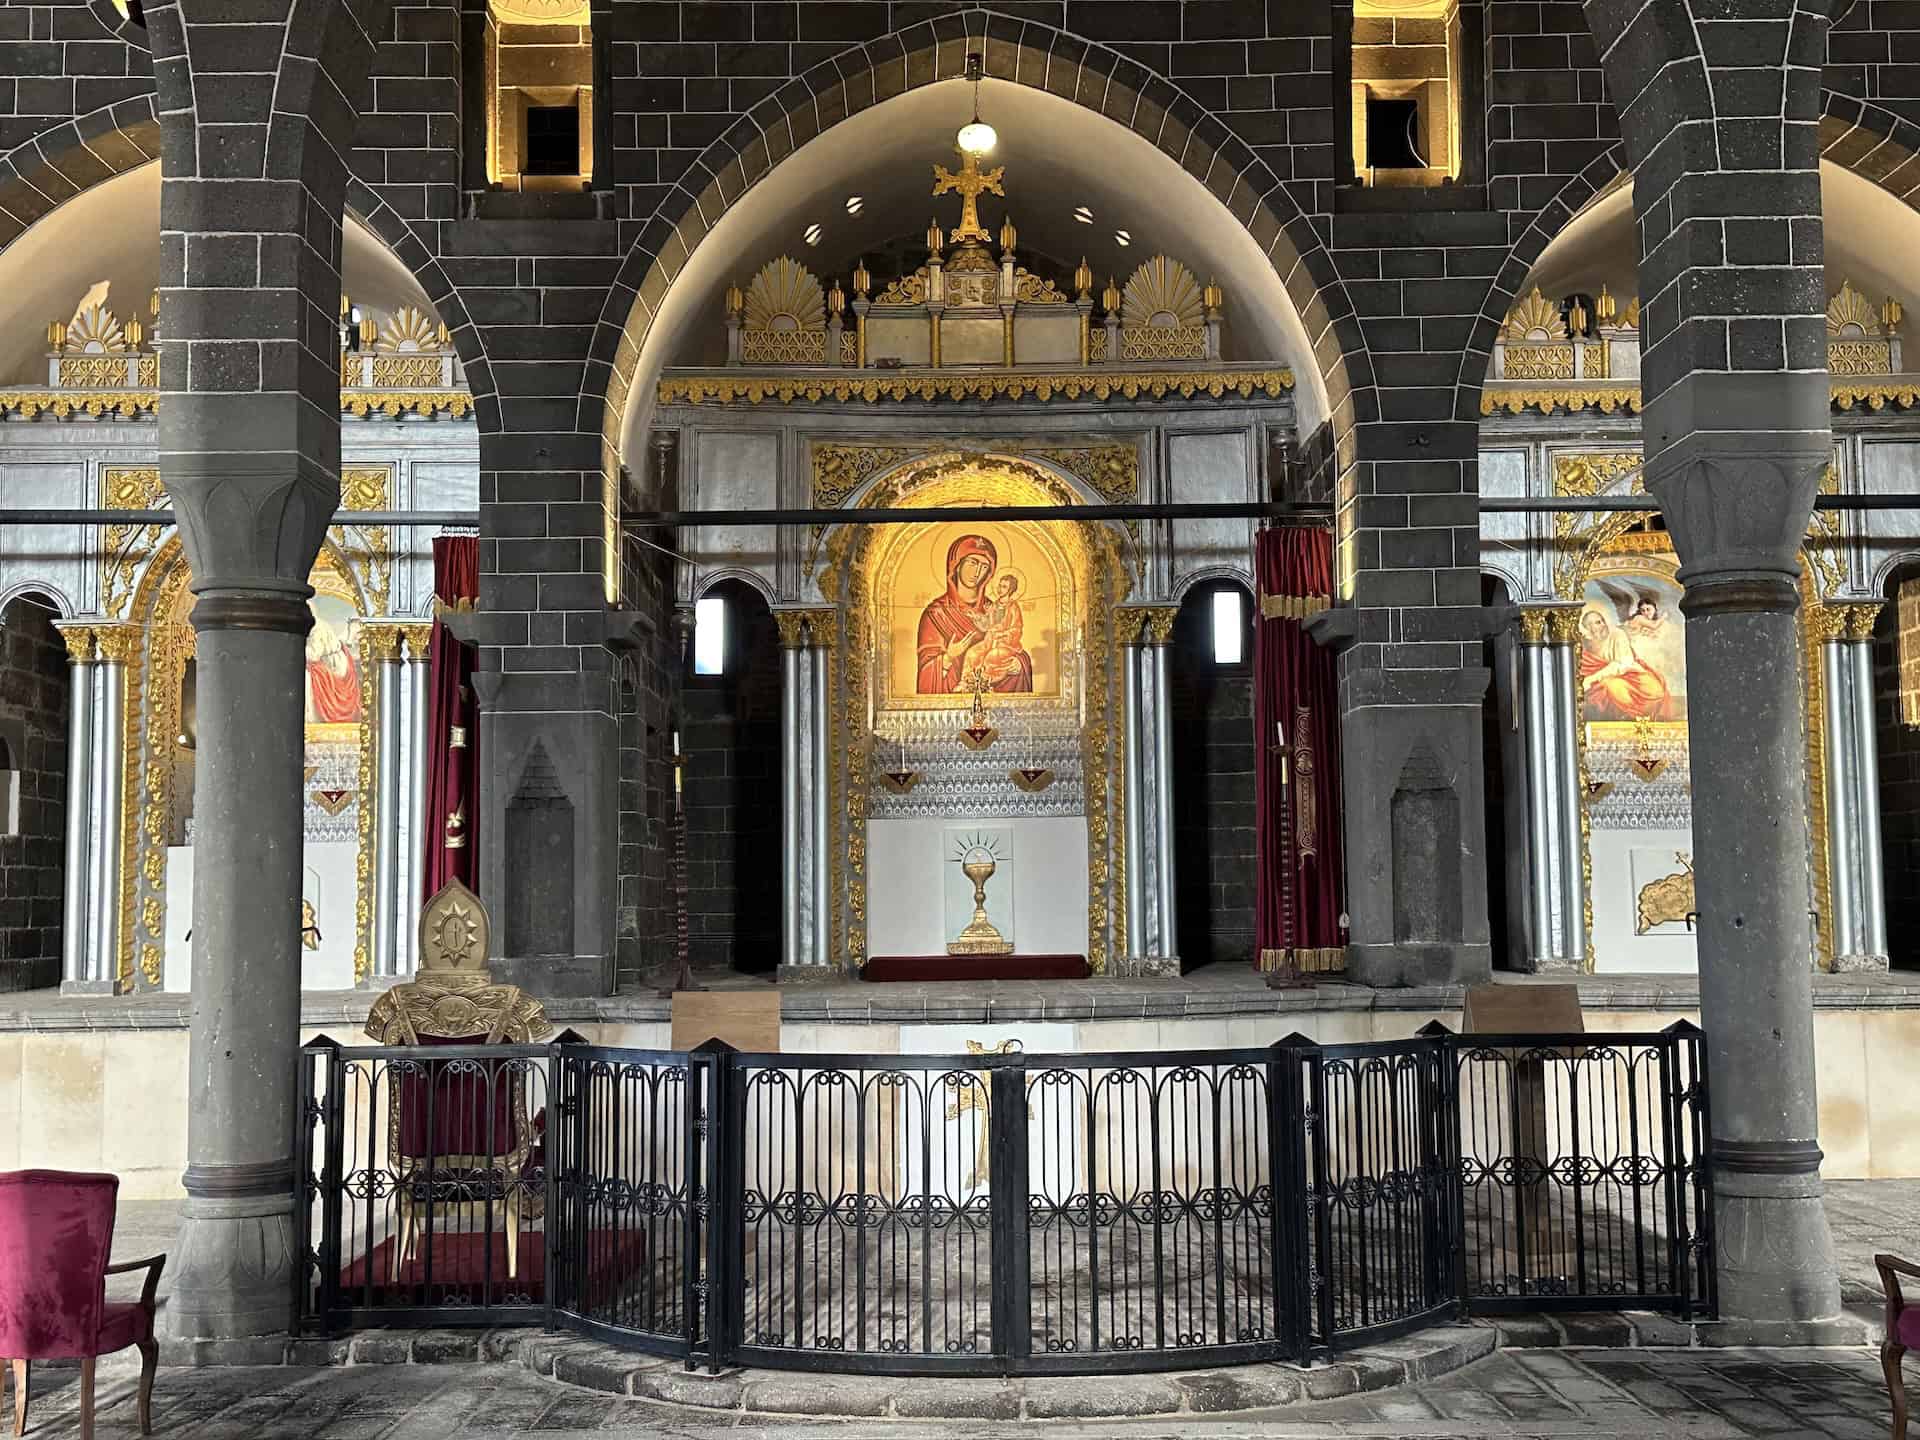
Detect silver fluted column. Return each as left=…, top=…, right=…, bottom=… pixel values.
left=779, top=619, right=803, bottom=972
left=1819, top=624, right=1858, bottom=963
left=1121, top=621, right=1145, bottom=966
left=89, top=628, right=131, bottom=992
left=368, top=629, right=405, bottom=980
left=810, top=622, right=831, bottom=972
left=1547, top=622, right=1588, bottom=967
left=1518, top=617, right=1558, bottom=966
left=1848, top=611, right=1890, bottom=963
left=58, top=625, right=97, bottom=990
left=402, top=623, right=433, bottom=974
left=1147, top=612, right=1178, bottom=964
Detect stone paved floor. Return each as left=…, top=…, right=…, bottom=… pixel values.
left=6, top=1345, right=1906, bottom=1437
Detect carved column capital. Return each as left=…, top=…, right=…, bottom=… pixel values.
left=400, top=622, right=435, bottom=660
left=59, top=625, right=98, bottom=662
left=773, top=611, right=808, bottom=649
left=1644, top=452, right=1825, bottom=613
left=1516, top=608, right=1550, bottom=645
left=93, top=626, right=142, bottom=663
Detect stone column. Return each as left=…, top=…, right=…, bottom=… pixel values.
left=1515, top=608, right=1585, bottom=973
left=169, top=591, right=313, bottom=1339
left=88, top=627, right=135, bottom=994
left=1145, top=610, right=1180, bottom=969
left=367, top=626, right=405, bottom=980
left=1651, top=453, right=1840, bottom=1325
left=58, top=625, right=97, bottom=991
left=808, top=613, right=833, bottom=974
left=1817, top=602, right=1890, bottom=971
left=400, top=623, right=434, bottom=975
left=1545, top=611, right=1589, bottom=970
left=776, top=612, right=804, bottom=974
left=1516, top=611, right=1561, bottom=970
left=1120, top=612, right=1147, bottom=966
left=1847, top=605, right=1891, bottom=965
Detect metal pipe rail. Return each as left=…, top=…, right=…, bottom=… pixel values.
left=3, top=492, right=1915, bottom=529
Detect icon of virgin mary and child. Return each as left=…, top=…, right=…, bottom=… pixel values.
left=916, top=534, right=1034, bottom=694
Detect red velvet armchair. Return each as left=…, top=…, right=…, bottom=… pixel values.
left=0, top=1170, right=164, bottom=1440
left=1881, top=1253, right=1920, bottom=1439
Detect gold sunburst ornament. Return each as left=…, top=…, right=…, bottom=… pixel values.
left=743, top=257, right=826, bottom=331
left=1827, top=279, right=1881, bottom=336
left=64, top=302, right=129, bottom=353
left=377, top=304, right=443, bottom=352
left=1121, top=256, right=1205, bottom=329
left=1501, top=287, right=1568, bottom=342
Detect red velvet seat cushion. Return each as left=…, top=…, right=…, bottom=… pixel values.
left=1897, top=1307, right=1920, bottom=1349
left=96, top=1302, right=152, bottom=1353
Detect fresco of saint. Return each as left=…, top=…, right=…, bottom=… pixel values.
left=915, top=534, right=1034, bottom=694
left=305, top=608, right=363, bottom=725
left=1578, top=606, right=1670, bottom=721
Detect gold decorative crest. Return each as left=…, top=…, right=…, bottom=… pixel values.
left=744, top=256, right=826, bottom=331
left=1500, top=287, right=1568, bottom=342
left=1121, top=256, right=1205, bottom=330
left=1827, top=280, right=1880, bottom=336
left=377, top=304, right=447, bottom=352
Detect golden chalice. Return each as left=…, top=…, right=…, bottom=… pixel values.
left=948, top=851, right=1014, bottom=956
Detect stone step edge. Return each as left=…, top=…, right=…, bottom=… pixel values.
left=161, top=1304, right=1877, bottom=1396
left=512, top=1324, right=1498, bottom=1418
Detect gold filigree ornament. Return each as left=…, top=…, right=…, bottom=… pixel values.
left=657, top=368, right=1293, bottom=408
left=1122, top=255, right=1206, bottom=330
left=1480, top=385, right=1642, bottom=417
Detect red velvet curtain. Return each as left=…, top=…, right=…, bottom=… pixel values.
left=1254, top=527, right=1346, bottom=972
left=423, top=536, right=479, bottom=897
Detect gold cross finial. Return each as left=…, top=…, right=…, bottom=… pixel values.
left=932, top=149, right=1005, bottom=246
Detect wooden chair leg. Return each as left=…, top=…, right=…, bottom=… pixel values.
left=1887, top=1340, right=1909, bottom=1440
left=136, top=1338, right=158, bottom=1436
left=76, top=1357, right=93, bottom=1440
left=9, top=1357, right=26, bottom=1438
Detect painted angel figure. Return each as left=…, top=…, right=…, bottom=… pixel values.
left=1578, top=583, right=1671, bottom=722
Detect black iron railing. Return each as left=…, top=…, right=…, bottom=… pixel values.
left=295, top=1022, right=1713, bottom=1373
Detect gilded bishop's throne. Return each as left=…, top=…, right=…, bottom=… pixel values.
left=360, top=880, right=553, bottom=1284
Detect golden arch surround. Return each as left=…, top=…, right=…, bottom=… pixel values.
left=818, top=454, right=1135, bottom=973
left=113, top=528, right=384, bottom=990
left=1550, top=453, right=1837, bottom=972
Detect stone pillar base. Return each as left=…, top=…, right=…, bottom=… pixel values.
left=776, top=963, right=845, bottom=985
left=59, top=978, right=120, bottom=996
left=1830, top=951, right=1890, bottom=973
left=164, top=1194, right=299, bottom=1341
left=1713, top=1176, right=1842, bottom=1323
left=1516, top=954, right=1585, bottom=976
left=1110, top=953, right=1181, bottom=978
left=1346, top=941, right=1491, bottom=988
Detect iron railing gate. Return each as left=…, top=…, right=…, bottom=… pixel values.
left=296, top=1021, right=1714, bottom=1373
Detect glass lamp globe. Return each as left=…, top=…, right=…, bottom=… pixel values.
left=956, top=119, right=998, bottom=156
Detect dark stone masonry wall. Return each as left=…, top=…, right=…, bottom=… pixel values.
left=1171, top=585, right=1256, bottom=970
left=1874, top=610, right=1920, bottom=970
left=679, top=583, right=781, bottom=974
left=0, top=598, right=67, bottom=993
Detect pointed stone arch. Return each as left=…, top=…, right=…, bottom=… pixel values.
left=586, top=8, right=1371, bottom=467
